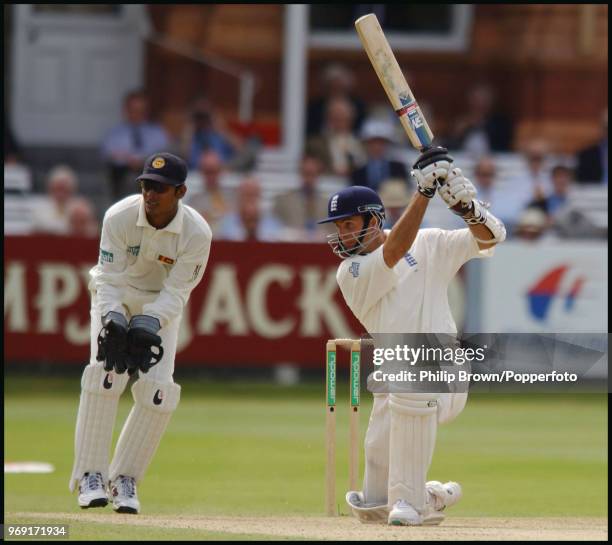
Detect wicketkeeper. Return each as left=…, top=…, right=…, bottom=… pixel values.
left=69, top=153, right=212, bottom=514
left=318, top=146, right=506, bottom=526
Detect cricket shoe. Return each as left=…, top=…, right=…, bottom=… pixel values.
left=388, top=499, right=423, bottom=526
left=109, top=475, right=140, bottom=514
left=78, top=472, right=108, bottom=509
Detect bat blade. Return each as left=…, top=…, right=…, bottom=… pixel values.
left=355, top=13, right=433, bottom=151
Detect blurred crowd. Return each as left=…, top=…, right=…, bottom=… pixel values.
left=5, top=63, right=608, bottom=243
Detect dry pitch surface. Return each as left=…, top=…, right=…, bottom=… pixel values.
left=10, top=512, right=607, bottom=541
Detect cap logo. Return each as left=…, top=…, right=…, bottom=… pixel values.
left=152, top=157, right=165, bottom=169
left=330, top=194, right=339, bottom=212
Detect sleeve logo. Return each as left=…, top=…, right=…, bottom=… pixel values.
left=100, top=249, right=114, bottom=263
left=349, top=262, right=360, bottom=278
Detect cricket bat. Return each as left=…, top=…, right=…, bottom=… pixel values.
left=355, top=13, right=433, bottom=152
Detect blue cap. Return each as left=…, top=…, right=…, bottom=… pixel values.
left=137, top=152, right=188, bottom=187
left=318, top=186, right=385, bottom=224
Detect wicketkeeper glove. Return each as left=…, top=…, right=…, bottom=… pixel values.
left=411, top=146, right=454, bottom=198
left=127, top=315, right=164, bottom=374
left=96, top=311, right=129, bottom=374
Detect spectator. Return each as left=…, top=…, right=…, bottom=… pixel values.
left=66, top=197, right=100, bottom=238
left=499, top=138, right=555, bottom=229
left=216, top=176, right=283, bottom=242
left=101, top=89, right=169, bottom=201
left=448, top=83, right=514, bottom=155
left=543, top=165, right=574, bottom=217
left=185, top=150, right=232, bottom=234
left=306, top=97, right=366, bottom=177
left=273, top=155, right=329, bottom=240
left=179, top=96, right=239, bottom=169
left=520, top=138, right=555, bottom=199
left=379, top=179, right=412, bottom=228
left=513, top=207, right=550, bottom=242
left=31, top=165, right=83, bottom=235
left=575, top=108, right=608, bottom=184
left=306, top=63, right=367, bottom=137
left=350, top=119, right=409, bottom=191
left=472, top=156, right=497, bottom=205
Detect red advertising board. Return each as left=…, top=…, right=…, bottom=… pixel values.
left=4, top=236, right=363, bottom=368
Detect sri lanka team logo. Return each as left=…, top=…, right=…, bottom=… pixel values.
left=527, top=265, right=586, bottom=321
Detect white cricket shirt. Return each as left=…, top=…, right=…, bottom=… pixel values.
left=90, top=195, right=212, bottom=327
left=337, top=228, right=494, bottom=334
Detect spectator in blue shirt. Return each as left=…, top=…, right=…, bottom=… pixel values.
left=544, top=165, right=573, bottom=217
left=180, top=96, right=237, bottom=169
left=216, top=176, right=283, bottom=241
left=101, top=90, right=169, bottom=200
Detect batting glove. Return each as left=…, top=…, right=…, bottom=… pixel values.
left=438, top=167, right=477, bottom=214
left=411, top=146, right=454, bottom=198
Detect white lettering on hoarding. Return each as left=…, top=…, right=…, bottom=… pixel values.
left=197, top=264, right=249, bottom=335
left=247, top=266, right=295, bottom=338
left=298, top=268, right=353, bottom=338
left=35, top=264, right=81, bottom=333
left=4, top=262, right=28, bottom=332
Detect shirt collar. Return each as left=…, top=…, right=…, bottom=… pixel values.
left=137, top=197, right=184, bottom=233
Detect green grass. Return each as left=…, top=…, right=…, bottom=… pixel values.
left=4, top=375, right=607, bottom=539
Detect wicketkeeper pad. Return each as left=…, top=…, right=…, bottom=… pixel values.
left=387, top=393, right=438, bottom=513
left=108, top=378, right=181, bottom=483
left=69, top=362, right=130, bottom=491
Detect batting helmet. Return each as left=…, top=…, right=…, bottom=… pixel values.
left=317, top=186, right=385, bottom=224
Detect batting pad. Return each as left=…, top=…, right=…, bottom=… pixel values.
left=363, top=393, right=390, bottom=505
left=387, top=393, right=438, bottom=513
left=69, top=363, right=130, bottom=492
left=108, top=378, right=181, bottom=483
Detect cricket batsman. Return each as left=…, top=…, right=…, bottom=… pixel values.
left=318, top=146, right=506, bottom=526
left=69, top=152, right=212, bottom=514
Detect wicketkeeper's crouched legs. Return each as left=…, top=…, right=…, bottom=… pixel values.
left=108, top=378, right=181, bottom=483
left=69, top=363, right=130, bottom=491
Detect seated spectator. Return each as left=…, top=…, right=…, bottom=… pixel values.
left=575, top=108, right=607, bottom=184
left=513, top=207, right=550, bottom=242
left=543, top=165, right=574, bottom=217
left=472, top=156, right=497, bottom=205
left=306, top=97, right=366, bottom=177
left=185, top=150, right=232, bottom=234
left=447, top=83, right=514, bottom=154
left=31, top=165, right=85, bottom=235
left=273, top=155, right=329, bottom=241
left=216, top=176, right=283, bottom=242
left=501, top=138, right=555, bottom=227
left=66, top=198, right=100, bottom=238
left=306, top=63, right=366, bottom=137
left=350, top=119, right=409, bottom=191
left=180, top=96, right=240, bottom=169
left=379, top=179, right=412, bottom=228
left=101, top=89, right=169, bottom=201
